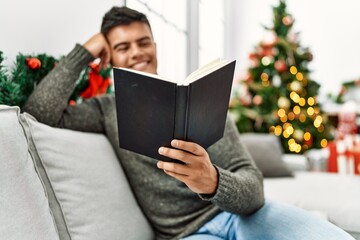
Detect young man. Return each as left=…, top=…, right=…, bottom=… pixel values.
left=24, top=6, right=354, bottom=240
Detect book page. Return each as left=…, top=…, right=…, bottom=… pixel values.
left=113, top=67, right=178, bottom=84
left=181, top=59, right=232, bottom=86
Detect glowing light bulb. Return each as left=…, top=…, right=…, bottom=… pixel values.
left=321, top=139, right=328, bottom=148
left=304, top=132, right=311, bottom=141
left=307, top=97, right=315, bottom=106
left=296, top=72, right=303, bottom=81
left=290, top=66, right=298, bottom=75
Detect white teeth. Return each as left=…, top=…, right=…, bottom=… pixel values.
left=132, top=62, right=148, bottom=70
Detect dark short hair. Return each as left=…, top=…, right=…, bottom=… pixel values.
left=101, top=6, right=152, bottom=36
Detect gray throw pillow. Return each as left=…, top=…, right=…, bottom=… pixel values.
left=20, top=113, right=154, bottom=240
left=239, top=133, right=293, bottom=178
left=0, top=105, right=59, bottom=239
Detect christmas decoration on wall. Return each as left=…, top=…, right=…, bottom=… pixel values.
left=229, top=0, right=334, bottom=153
left=334, top=78, right=360, bottom=104
left=69, top=62, right=112, bottom=105
left=0, top=51, right=112, bottom=109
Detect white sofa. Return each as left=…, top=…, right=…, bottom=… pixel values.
left=264, top=157, right=360, bottom=239
left=1, top=105, right=153, bottom=240
left=1, top=104, right=359, bottom=239
left=229, top=132, right=360, bottom=239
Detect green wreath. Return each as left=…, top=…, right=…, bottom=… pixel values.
left=335, top=79, right=360, bottom=103
left=0, top=51, right=112, bottom=110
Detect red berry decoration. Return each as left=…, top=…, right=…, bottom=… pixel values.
left=274, top=60, right=287, bottom=73
left=26, top=57, right=41, bottom=70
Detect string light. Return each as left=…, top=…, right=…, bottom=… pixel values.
left=285, top=125, right=294, bottom=135
left=296, top=72, right=303, bottom=81
left=304, top=132, right=311, bottom=141
left=290, top=66, right=297, bottom=75
left=283, top=122, right=291, bottom=129
left=290, top=81, right=302, bottom=92
left=314, top=107, right=320, bottom=114
left=293, top=129, right=304, bottom=141
left=261, top=72, right=269, bottom=81
left=288, top=141, right=302, bottom=153
left=274, top=125, right=282, bottom=136
left=288, top=138, right=295, bottom=145
left=278, top=108, right=286, bottom=118
left=283, top=132, right=290, bottom=138
left=307, top=107, right=314, bottom=116
left=321, top=139, right=328, bottom=148
left=299, top=98, right=306, bottom=106
left=314, top=116, right=322, bottom=128
left=307, top=97, right=315, bottom=106
left=299, top=113, right=306, bottom=122
left=293, top=106, right=301, bottom=114
left=269, top=126, right=275, bottom=133
left=280, top=115, right=288, bottom=123
left=288, top=112, right=295, bottom=120
left=290, top=91, right=300, bottom=103
left=318, top=124, right=324, bottom=132
left=261, top=56, right=272, bottom=66
left=261, top=72, right=270, bottom=87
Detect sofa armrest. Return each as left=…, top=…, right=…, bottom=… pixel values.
left=282, top=154, right=309, bottom=172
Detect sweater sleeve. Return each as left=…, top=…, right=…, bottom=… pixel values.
left=23, top=44, right=106, bottom=133
left=199, top=116, right=265, bottom=215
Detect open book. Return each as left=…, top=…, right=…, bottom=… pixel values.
left=113, top=59, right=236, bottom=161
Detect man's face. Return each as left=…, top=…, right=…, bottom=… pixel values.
left=107, top=22, right=158, bottom=74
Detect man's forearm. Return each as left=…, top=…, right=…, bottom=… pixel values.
left=23, top=44, right=94, bottom=126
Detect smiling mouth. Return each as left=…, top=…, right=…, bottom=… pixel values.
left=131, top=61, right=150, bottom=71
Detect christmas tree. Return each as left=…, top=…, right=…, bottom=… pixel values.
left=229, top=0, right=334, bottom=153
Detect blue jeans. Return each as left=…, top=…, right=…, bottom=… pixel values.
left=183, top=200, right=354, bottom=240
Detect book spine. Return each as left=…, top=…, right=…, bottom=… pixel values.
left=173, top=86, right=189, bottom=140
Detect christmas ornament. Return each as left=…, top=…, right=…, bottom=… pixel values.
left=26, top=57, right=41, bottom=70
left=253, top=95, right=263, bottom=105
left=290, top=80, right=302, bottom=92
left=272, top=75, right=282, bottom=87
left=274, top=60, right=287, bottom=73
left=277, top=96, right=290, bottom=109
left=282, top=15, right=293, bottom=26
left=293, top=129, right=304, bottom=142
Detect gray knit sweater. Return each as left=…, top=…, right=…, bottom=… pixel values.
left=23, top=44, right=265, bottom=240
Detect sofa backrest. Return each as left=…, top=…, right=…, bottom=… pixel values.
left=0, top=105, right=154, bottom=240
left=0, top=105, right=59, bottom=239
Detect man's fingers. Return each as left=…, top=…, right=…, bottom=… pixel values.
left=163, top=169, right=188, bottom=182
left=157, top=161, right=189, bottom=176
left=171, top=139, right=204, bottom=156
left=158, top=146, right=190, bottom=163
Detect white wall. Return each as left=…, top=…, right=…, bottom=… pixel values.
left=225, top=0, right=360, bottom=98
left=0, top=0, right=125, bottom=65
left=1, top=0, right=360, bottom=99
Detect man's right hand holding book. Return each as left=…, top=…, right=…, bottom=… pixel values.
left=157, top=139, right=218, bottom=195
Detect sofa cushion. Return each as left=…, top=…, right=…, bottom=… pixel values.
left=239, top=133, right=293, bottom=177
left=0, top=105, right=59, bottom=239
left=264, top=171, right=360, bottom=233
left=20, top=113, right=154, bottom=240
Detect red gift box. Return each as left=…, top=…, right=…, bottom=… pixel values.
left=327, top=141, right=338, bottom=173
left=327, top=136, right=360, bottom=175
left=353, top=146, right=360, bottom=175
